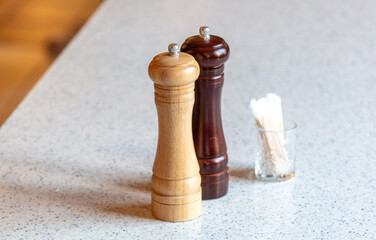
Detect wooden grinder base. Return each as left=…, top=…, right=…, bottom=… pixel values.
left=201, top=169, right=229, bottom=200
left=151, top=188, right=202, bottom=222
left=199, top=154, right=229, bottom=199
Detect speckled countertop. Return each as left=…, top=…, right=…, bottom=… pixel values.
left=1, top=0, right=375, bottom=239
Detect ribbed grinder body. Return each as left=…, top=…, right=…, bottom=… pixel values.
left=181, top=28, right=230, bottom=200
left=148, top=47, right=201, bottom=222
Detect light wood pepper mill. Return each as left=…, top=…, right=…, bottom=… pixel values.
left=148, top=43, right=202, bottom=222
left=181, top=26, right=230, bottom=200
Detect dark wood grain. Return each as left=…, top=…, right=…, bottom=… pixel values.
left=181, top=34, right=230, bottom=200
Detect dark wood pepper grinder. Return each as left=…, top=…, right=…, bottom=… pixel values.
left=181, top=26, right=230, bottom=200
left=148, top=44, right=202, bottom=221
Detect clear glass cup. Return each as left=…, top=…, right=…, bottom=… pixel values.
left=255, top=119, right=297, bottom=181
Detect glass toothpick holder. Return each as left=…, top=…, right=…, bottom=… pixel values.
left=255, top=119, right=297, bottom=181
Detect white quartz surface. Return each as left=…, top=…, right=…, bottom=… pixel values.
left=1, top=0, right=375, bottom=239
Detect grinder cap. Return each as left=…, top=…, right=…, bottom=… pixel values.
left=181, top=26, right=230, bottom=68
left=149, top=43, right=200, bottom=86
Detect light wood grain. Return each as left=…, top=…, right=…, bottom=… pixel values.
left=148, top=51, right=201, bottom=222
left=151, top=197, right=201, bottom=222
left=0, top=0, right=102, bottom=125
left=0, top=44, right=50, bottom=125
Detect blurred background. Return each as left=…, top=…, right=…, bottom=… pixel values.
left=0, top=0, right=103, bottom=125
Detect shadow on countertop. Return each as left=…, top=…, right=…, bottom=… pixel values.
left=229, top=164, right=267, bottom=183
left=0, top=158, right=157, bottom=223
